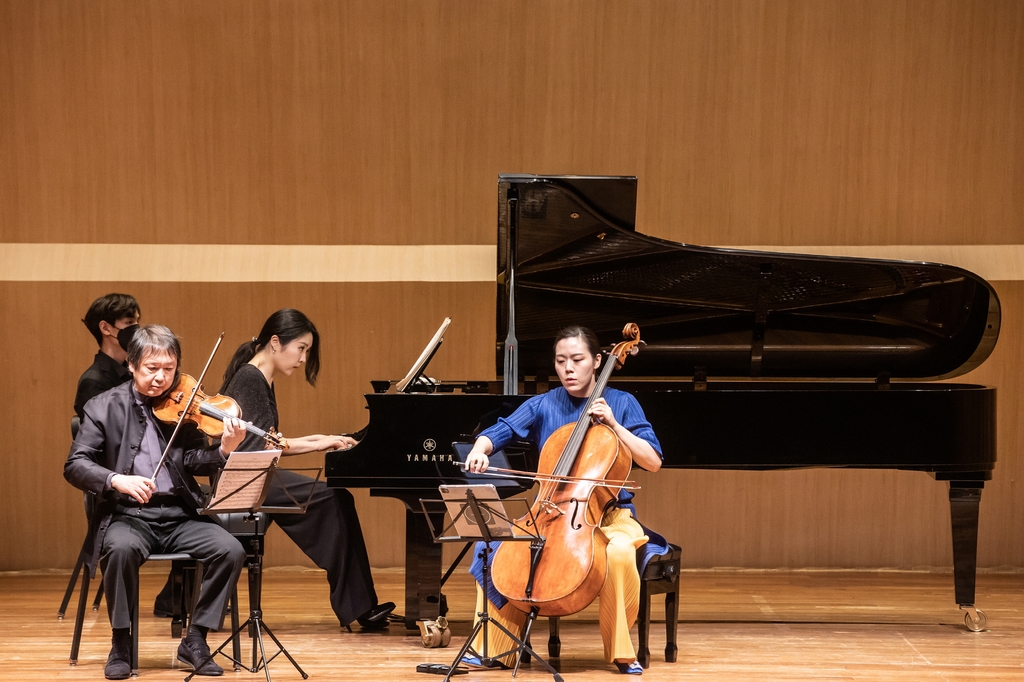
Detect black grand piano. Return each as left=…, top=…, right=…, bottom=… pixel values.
left=326, top=175, right=999, bottom=631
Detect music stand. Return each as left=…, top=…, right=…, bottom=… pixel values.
left=185, top=451, right=318, bottom=682
left=421, top=488, right=563, bottom=682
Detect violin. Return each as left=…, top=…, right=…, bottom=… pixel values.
left=153, top=373, right=288, bottom=451
left=490, top=323, right=644, bottom=617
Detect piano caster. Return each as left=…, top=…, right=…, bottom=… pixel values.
left=962, top=606, right=987, bottom=632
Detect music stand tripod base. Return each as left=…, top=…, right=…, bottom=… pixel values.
left=421, top=489, right=563, bottom=682
left=187, top=460, right=318, bottom=682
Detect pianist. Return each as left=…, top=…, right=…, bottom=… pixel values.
left=464, top=325, right=664, bottom=675
left=220, top=308, right=395, bottom=630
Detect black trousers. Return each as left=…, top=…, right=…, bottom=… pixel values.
left=262, top=470, right=378, bottom=625
left=102, top=504, right=245, bottom=631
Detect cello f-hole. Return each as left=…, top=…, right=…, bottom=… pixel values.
left=569, top=499, right=582, bottom=531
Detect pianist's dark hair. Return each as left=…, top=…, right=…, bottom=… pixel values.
left=221, top=308, right=321, bottom=390
left=553, top=325, right=602, bottom=358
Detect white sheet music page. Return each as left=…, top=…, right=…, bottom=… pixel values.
left=396, top=317, right=451, bottom=393
left=208, top=450, right=281, bottom=511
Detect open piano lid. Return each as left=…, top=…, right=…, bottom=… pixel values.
left=497, top=174, right=1001, bottom=380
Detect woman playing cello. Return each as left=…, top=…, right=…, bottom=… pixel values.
left=465, top=325, right=662, bottom=675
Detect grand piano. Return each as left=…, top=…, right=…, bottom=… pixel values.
left=326, top=175, right=999, bottom=631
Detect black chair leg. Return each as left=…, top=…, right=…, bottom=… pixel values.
left=131, top=578, right=140, bottom=676
left=230, top=586, right=242, bottom=671
left=170, top=560, right=185, bottom=639
left=59, top=555, right=86, bottom=619
left=92, top=580, right=104, bottom=611
left=69, top=570, right=91, bottom=665
left=184, top=560, right=205, bottom=635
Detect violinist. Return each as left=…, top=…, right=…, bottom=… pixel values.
left=219, top=309, right=394, bottom=631
left=464, top=325, right=663, bottom=676
left=64, top=325, right=246, bottom=680
left=73, top=293, right=182, bottom=618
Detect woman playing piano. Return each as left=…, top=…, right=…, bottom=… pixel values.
left=220, top=308, right=394, bottom=630
left=464, top=325, right=664, bottom=675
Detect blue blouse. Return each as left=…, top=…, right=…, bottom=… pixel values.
left=479, top=386, right=662, bottom=509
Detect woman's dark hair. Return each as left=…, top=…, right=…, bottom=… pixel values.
left=552, top=325, right=602, bottom=358
left=221, top=309, right=322, bottom=390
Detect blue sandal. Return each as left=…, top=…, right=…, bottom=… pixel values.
left=460, top=654, right=508, bottom=670
left=614, top=660, right=643, bottom=675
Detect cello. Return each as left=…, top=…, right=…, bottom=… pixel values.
left=490, top=323, right=644, bottom=617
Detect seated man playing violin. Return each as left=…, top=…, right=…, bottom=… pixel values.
left=65, top=324, right=246, bottom=680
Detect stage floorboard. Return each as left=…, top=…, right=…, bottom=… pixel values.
left=2, top=567, right=1023, bottom=681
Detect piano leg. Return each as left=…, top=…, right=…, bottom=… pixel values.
left=404, top=509, right=447, bottom=630
left=948, top=482, right=987, bottom=631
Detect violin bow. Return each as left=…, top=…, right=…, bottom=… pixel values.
left=152, top=332, right=225, bottom=480
left=454, top=462, right=641, bottom=490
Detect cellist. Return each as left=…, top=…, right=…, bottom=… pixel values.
left=465, top=325, right=663, bottom=676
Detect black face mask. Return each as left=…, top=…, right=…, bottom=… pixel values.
left=117, top=324, right=139, bottom=352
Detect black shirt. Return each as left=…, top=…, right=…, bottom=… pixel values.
left=74, top=351, right=131, bottom=420
left=222, top=364, right=279, bottom=452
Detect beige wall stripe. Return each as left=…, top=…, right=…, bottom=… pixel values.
left=0, top=244, right=496, bottom=282
left=1, top=243, right=1021, bottom=282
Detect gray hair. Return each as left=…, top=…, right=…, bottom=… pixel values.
left=127, top=324, right=182, bottom=368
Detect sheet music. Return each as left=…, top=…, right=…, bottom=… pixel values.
left=396, top=317, right=451, bottom=393
left=207, top=450, right=280, bottom=512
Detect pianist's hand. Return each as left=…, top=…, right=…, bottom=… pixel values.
left=324, top=435, right=357, bottom=451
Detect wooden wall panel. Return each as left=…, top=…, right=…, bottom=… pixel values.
left=1, top=0, right=1022, bottom=572
left=1, top=0, right=1021, bottom=246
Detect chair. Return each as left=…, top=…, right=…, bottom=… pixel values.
left=546, top=542, right=681, bottom=669
left=59, top=416, right=104, bottom=619
left=58, top=493, right=104, bottom=619
left=65, top=415, right=206, bottom=670
left=69, top=551, right=203, bottom=668
left=130, top=554, right=203, bottom=674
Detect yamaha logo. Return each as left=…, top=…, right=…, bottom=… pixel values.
left=407, top=438, right=452, bottom=462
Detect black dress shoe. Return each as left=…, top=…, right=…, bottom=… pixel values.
left=177, top=637, right=224, bottom=676
left=355, top=601, right=396, bottom=630
left=104, top=630, right=131, bottom=680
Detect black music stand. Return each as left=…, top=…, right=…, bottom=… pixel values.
left=421, top=488, right=563, bottom=682
left=185, top=453, right=319, bottom=682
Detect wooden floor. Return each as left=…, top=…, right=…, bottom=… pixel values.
left=3, top=567, right=1024, bottom=681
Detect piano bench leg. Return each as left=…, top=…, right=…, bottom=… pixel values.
left=547, top=616, right=561, bottom=658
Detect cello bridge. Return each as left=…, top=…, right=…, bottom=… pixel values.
left=537, top=500, right=564, bottom=516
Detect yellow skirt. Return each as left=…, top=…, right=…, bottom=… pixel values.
left=470, top=506, right=649, bottom=665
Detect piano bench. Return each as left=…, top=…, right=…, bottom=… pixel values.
left=546, top=543, right=681, bottom=669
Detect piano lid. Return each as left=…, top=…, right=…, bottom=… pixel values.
left=496, top=175, right=1001, bottom=381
